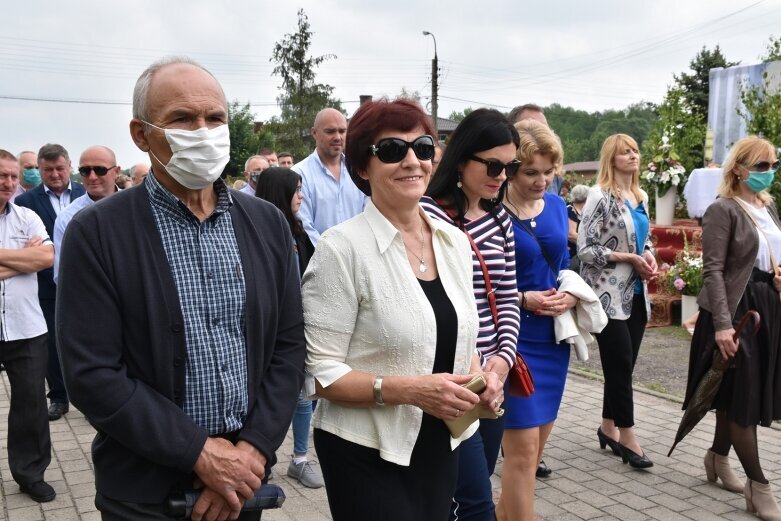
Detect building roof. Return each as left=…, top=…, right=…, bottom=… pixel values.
left=563, top=161, right=599, bottom=173
left=434, top=116, right=459, bottom=132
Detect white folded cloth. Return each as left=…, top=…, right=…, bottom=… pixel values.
left=554, top=270, right=608, bottom=361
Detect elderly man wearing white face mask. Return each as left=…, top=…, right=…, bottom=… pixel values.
left=55, top=56, right=306, bottom=521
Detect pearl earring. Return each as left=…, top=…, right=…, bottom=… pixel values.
left=457, top=181, right=463, bottom=188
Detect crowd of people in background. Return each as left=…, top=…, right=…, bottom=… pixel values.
left=2, top=55, right=781, bottom=521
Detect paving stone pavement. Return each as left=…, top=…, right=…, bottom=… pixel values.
left=0, top=371, right=778, bottom=520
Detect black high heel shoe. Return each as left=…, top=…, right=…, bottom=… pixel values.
left=597, top=428, right=621, bottom=456
left=618, top=442, right=654, bottom=469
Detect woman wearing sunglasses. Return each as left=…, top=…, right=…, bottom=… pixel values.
left=302, top=98, right=503, bottom=521
left=578, top=134, right=657, bottom=470
left=498, top=119, right=576, bottom=521
left=421, top=108, right=521, bottom=521
left=683, top=136, right=781, bottom=519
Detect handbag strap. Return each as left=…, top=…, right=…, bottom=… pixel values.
left=435, top=200, right=499, bottom=329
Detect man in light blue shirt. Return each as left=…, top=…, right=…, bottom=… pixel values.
left=240, top=155, right=269, bottom=195
left=293, top=108, right=367, bottom=245
left=53, top=145, right=121, bottom=284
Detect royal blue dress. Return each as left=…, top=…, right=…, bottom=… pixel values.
left=505, top=193, right=571, bottom=429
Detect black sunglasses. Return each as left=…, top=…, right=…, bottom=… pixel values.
left=78, top=165, right=116, bottom=177
left=469, top=155, right=522, bottom=178
left=369, top=135, right=436, bottom=163
left=749, top=160, right=780, bottom=172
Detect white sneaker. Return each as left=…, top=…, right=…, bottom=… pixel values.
left=286, top=458, right=324, bottom=488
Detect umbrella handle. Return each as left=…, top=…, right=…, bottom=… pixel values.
left=732, top=310, right=760, bottom=343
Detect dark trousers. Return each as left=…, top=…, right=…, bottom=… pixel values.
left=96, top=493, right=262, bottom=521
left=596, top=294, right=647, bottom=428
left=450, top=415, right=505, bottom=521
left=0, top=334, right=52, bottom=485
left=40, top=298, right=67, bottom=403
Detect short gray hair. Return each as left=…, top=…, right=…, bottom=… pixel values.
left=570, top=184, right=590, bottom=203
left=132, top=56, right=227, bottom=122
left=244, top=155, right=267, bottom=172
left=38, top=143, right=69, bottom=163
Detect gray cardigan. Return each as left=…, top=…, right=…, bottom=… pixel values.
left=697, top=197, right=781, bottom=330
left=56, top=182, right=305, bottom=502
left=577, top=186, right=653, bottom=320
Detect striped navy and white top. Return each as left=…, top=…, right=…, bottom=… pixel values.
left=420, top=197, right=521, bottom=369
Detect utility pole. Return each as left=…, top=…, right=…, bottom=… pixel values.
left=422, top=31, right=439, bottom=138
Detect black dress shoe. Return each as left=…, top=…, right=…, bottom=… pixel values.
left=618, top=443, right=654, bottom=469
left=20, top=480, right=56, bottom=502
left=536, top=460, right=552, bottom=478
left=597, top=427, right=621, bottom=456
left=48, top=402, right=69, bottom=421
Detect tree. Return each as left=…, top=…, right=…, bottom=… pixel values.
left=226, top=101, right=273, bottom=179
left=641, top=46, right=737, bottom=185
left=738, top=36, right=781, bottom=211
left=673, top=45, right=739, bottom=123
left=267, top=9, right=343, bottom=160
left=545, top=102, right=658, bottom=164
left=448, top=107, right=473, bottom=123
left=397, top=87, right=421, bottom=103
left=760, top=35, right=781, bottom=63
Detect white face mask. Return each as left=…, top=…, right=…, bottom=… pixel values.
left=144, top=122, right=230, bottom=190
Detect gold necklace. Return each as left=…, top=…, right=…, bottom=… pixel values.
left=402, top=221, right=428, bottom=273
left=506, top=191, right=539, bottom=228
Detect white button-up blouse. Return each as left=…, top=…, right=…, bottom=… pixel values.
left=302, top=200, right=479, bottom=466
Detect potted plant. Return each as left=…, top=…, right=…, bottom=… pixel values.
left=642, top=134, right=687, bottom=225
left=666, top=240, right=703, bottom=322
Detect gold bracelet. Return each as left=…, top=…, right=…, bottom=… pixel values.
left=373, top=375, right=385, bottom=406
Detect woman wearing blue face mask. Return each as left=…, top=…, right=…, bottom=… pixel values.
left=683, top=136, right=781, bottom=520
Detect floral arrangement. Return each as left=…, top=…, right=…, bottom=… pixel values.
left=663, top=236, right=703, bottom=297
left=642, top=134, right=687, bottom=196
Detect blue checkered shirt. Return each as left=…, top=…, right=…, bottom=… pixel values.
left=146, top=173, right=248, bottom=435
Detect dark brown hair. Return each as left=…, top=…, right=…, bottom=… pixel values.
left=345, top=98, right=436, bottom=196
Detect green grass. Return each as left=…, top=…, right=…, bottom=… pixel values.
left=643, top=382, right=671, bottom=395
left=648, top=325, right=693, bottom=341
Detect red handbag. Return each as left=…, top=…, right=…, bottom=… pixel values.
left=508, top=352, right=535, bottom=398
left=436, top=200, right=535, bottom=398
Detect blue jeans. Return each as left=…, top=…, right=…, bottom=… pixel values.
left=292, top=389, right=313, bottom=456
left=450, top=415, right=506, bottom=521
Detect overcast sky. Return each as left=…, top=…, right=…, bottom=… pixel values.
left=2, top=0, right=779, bottom=166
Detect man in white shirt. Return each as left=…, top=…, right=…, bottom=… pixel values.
left=240, top=155, right=269, bottom=195
left=53, top=146, right=121, bottom=284
left=0, top=149, right=56, bottom=503
left=293, top=108, right=367, bottom=246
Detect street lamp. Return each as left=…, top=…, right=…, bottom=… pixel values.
left=422, top=30, right=439, bottom=138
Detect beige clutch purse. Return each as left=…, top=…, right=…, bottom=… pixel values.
left=444, top=374, right=504, bottom=438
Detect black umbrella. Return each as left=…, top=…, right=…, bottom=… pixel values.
left=667, top=310, right=761, bottom=457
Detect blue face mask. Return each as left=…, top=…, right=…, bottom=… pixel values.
left=23, top=168, right=41, bottom=186
left=744, top=170, right=776, bottom=193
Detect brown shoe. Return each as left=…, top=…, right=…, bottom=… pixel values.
left=745, top=479, right=781, bottom=520
left=704, top=450, right=743, bottom=493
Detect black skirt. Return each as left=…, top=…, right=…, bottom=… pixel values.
left=683, top=268, right=781, bottom=427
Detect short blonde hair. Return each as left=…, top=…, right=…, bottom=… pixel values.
left=514, top=119, right=563, bottom=166
left=597, top=134, right=643, bottom=202
left=719, top=135, right=776, bottom=205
